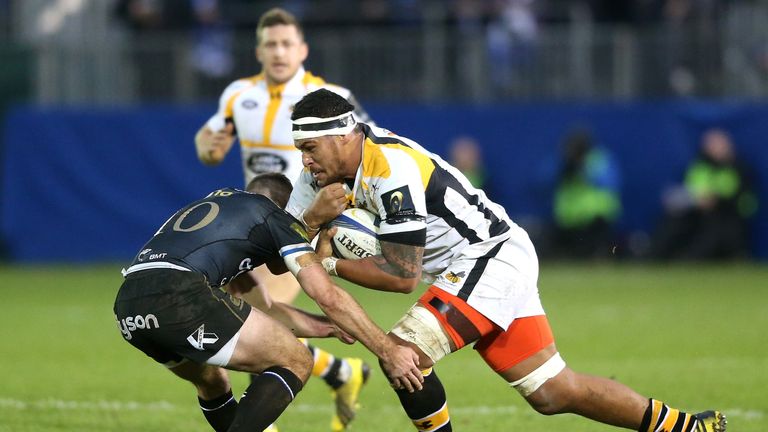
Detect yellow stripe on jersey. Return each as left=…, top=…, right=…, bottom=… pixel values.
left=240, top=140, right=298, bottom=151
left=263, top=82, right=287, bottom=147
left=247, top=73, right=264, bottom=84
left=302, top=70, right=326, bottom=87
left=362, top=139, right=435, bottom=191
left=223, top=74, right=263, bottom=119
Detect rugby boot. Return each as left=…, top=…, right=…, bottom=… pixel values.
left=694, top=410, right=727, bottom=432
left=331, top=358, right=371, bottom=431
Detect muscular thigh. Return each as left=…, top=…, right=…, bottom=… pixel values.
left=226, top=308, right=312, bottom=378
left=475, top=314, right=556, bottom=374
left=392, top=286, right=556, bottom=378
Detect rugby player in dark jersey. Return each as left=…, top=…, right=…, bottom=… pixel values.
left=114, top=173, right=423, bottom=432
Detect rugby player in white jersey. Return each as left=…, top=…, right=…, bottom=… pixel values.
left=193, top=8, right=372, bottom=431
left=285, top=89, right=727, bottom=432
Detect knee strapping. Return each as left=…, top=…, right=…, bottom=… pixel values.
left=509, top=353, right=565, bottom=397
left=391, top=304, right=452, bottom=363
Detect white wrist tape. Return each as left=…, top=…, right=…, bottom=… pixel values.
left=321, top=257, right=339, bottom=276
left=509, top=352, right=566, bottom=397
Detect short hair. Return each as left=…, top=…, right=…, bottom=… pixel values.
left=291, top=89, right=355, bottom=121
left=257, top=8, right=303, bottom=44
left=246, top=173, right=293, bottom=209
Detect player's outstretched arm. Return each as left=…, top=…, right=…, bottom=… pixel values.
left=195, top=123, right=235, bottom=165
left=228, top=271, right=351, bottom=341
left=267, top=302, right=355, bottom=343
left=294, top=256, right=424, bottom=392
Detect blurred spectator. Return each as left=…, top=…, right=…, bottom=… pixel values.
left=448, top=135, right=487, bottom=189
left=189, top=0, right=234, bottom=94
left=549, top=127, right=622, bottom=259
left=115, top=0, right=233, bottom=100
left=651, top=128, right=758, bottom=260
left=486, top=0, right=539, bottom=93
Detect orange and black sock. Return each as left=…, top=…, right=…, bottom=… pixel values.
left=306, top=343, right=349, bottom=389
left=639, top=399, right=697, bottom=432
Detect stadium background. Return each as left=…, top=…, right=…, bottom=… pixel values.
left=1, top=1, right=767, bottom=431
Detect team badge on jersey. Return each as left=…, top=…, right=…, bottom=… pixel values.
left=241, top=99, right=258, bottom=109
left=381, top=186, right=419, bottom=224
left=247, top=153, right=288, bottom=174
left=445, top=271, right=466, bottom=283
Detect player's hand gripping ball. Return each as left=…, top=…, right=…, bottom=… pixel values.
left=328, top=208, right=381, bottom=260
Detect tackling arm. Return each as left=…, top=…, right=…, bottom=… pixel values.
left=293, top=253, right=423, bottom=392
left=228, top=271, right=352, bottom=342
left=266, top=302, right=354, bottom=343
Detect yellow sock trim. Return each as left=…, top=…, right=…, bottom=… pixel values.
left=647, top=399, right=663, bottom=432
left=411, top=402, right=450, bottom=431
left=680, top=414, right=693, bottom=431
left=659, top=408, right=680, bottom=431
left=311, top=348, right=332, bottom=377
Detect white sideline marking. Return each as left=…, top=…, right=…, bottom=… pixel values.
left=0, top=398, right=763, bottom=421
left=0, top=398, right=177, bottom=411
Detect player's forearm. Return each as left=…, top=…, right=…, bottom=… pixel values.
left=298, top=267, right=392, bottom=357
left=312, top=285, right=395, bottom=359
left=266, top=302, right=337, bottom=338
left=335, top=257, right=419, bottom=293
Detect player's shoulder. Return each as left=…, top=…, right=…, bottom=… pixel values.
left=222, top=74, right=264, bottom=95
left=364, top=124, right=412, bottom=146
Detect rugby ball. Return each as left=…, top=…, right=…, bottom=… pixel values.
left=328, top=208, right=381, bottom=260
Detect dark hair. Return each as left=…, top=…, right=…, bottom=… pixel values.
left=246, top=173, right=293, bottom=209
left=257, top=8, right=303, bottom=44
left=291, top=89, right=354, bottom=121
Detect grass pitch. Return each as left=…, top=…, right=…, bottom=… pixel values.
left=0, top=263, right=766, bottom=431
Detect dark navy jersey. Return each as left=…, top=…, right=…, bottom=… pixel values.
left=127, top=188, right=313, bottom=287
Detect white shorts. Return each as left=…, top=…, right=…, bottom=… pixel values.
left=430, top=238, right=544, bottom=329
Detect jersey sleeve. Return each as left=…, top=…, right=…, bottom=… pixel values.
left=205, top=79, right=251, bottom=132
left=264, top=209, right=315, bottom=277
left=285, top=170, right=317, bottom=221
left=372, top=152, right=427, bottom=246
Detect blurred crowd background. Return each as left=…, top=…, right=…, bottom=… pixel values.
left=4, top=0, right=768, bottom=104
left=1, top=0, right=767, bottom=262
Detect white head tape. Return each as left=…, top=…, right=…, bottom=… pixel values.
left=292, top=111, right=356, bottom=140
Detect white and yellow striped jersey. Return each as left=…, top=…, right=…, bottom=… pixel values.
left=287, top=124, right=543, bottom=328
left=205, top=67, right=371, bottom=185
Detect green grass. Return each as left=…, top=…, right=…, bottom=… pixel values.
left=1, top=263, right=766, bottom=431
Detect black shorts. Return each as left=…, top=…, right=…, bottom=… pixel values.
left=113, top=269, right=251, bottom=366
